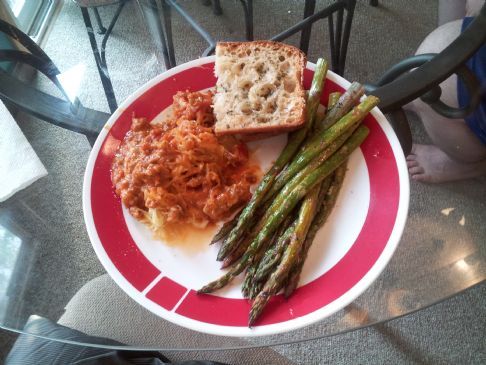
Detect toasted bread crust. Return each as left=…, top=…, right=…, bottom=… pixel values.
left=214, top=120, right=304, bottom=136
left=213, top=41, right=306, bottom=136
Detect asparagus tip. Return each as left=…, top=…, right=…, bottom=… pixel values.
left=248, top=311, right=259, bottom=327
left=248, top=302, right=265, bottom=326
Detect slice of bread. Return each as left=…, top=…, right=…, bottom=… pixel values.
left=213, top=41, right=306, bottom=135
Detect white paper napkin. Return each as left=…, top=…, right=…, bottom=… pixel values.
left=0, top=100, right=48, bottom=202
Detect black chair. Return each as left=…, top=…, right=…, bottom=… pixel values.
left=0, top=19, right=110, bottom=146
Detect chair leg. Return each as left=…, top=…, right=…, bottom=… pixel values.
left=80, top=7, right=118, bottom=113
left=161, top=0, right=176, bottom=67
left=370, top=0, right=379, bottom=6
left=335, top=8, right=344, bottom=72
left=212, top=0, right=223, bottom=15
left=338, top=0, right=356, bottom=75
left=92, top=7, right=107, bottom=34
left=328, top=0, right=356, bottom=76
left=86, top=133, right=98, bottom=147
left=328, top=11, right=342, bottom=73
left=299, top=0, right=316, bottom=54
left=100, top=1, right=127, bottom=69
left=328, top=13, right=337, bottom=72
left=388, top=108, right=412, bottom=155
left=139, top=0, right=174, bottom=70
left=240, top=0, right=253, bottom=41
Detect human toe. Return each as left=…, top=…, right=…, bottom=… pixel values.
left=407, top=160, right=419, bottom=168
left=409, top=166, right=424, bottom=175
left=411, top=173, right=428, bottom=182
left=406, top=153, right=416, bottom=161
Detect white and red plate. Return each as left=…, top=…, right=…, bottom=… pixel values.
left=83, top=56, right=409, bottom=337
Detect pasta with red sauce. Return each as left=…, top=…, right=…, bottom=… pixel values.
left=111, top=90, right=260, bottom=236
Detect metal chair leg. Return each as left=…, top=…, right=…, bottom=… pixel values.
left=212, top=0, right=223, bottom=15
left=87, top=133, right=99, bottom=147
left=161, top=0, right=176, bottom=67
left=338, top=0, right=356, bottom=75
left=165, top=0, right=216, bottom=59
left=388, top=108, right=412, bottom=155
left=139, top=0, right=174, bottom=70
left=80, top=7, right=118, bottom=113
left=239, top=0, right=253, bottom=41
left=269, top=0, right=356, bottom=77
left=328, top=12, right=339, bottom=73
left=328, top=0, right=356, bottom=75
left=93, top=7, right=107, bottom=34
left=299, top=0, right=316, bottom=54
left=335, top=8, right=344, bottom=72
left=100, top=1, right=127, bottom=70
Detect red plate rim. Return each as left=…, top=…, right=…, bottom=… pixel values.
left=82, top=57, right=410, bottom=337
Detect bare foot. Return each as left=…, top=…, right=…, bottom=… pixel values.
left=406, top=144, right=486, bottom=183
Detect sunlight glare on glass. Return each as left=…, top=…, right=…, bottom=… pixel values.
left=58, top=63, right=86, bottom=103
left=6, top=0, right=26, bottom=17
left=455, top=259, right=469, bottom=272
left=0, top=224, right=22, bottom=322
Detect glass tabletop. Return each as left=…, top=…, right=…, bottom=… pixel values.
left=0, top=0, right=485, bottom=351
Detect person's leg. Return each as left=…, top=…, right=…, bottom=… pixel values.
left=466, top=0, right=485, bottom=17
left=437, top=0, right=482, bottom=26
left=438, top=0, right=466, bottom=25
left=407, top=20, right=486, bottom=183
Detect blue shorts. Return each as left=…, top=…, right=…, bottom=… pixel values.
left=457, top=17, right=486, bottom=145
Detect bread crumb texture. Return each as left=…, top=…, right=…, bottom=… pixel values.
left=213, top=41, right=306, bottom=135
